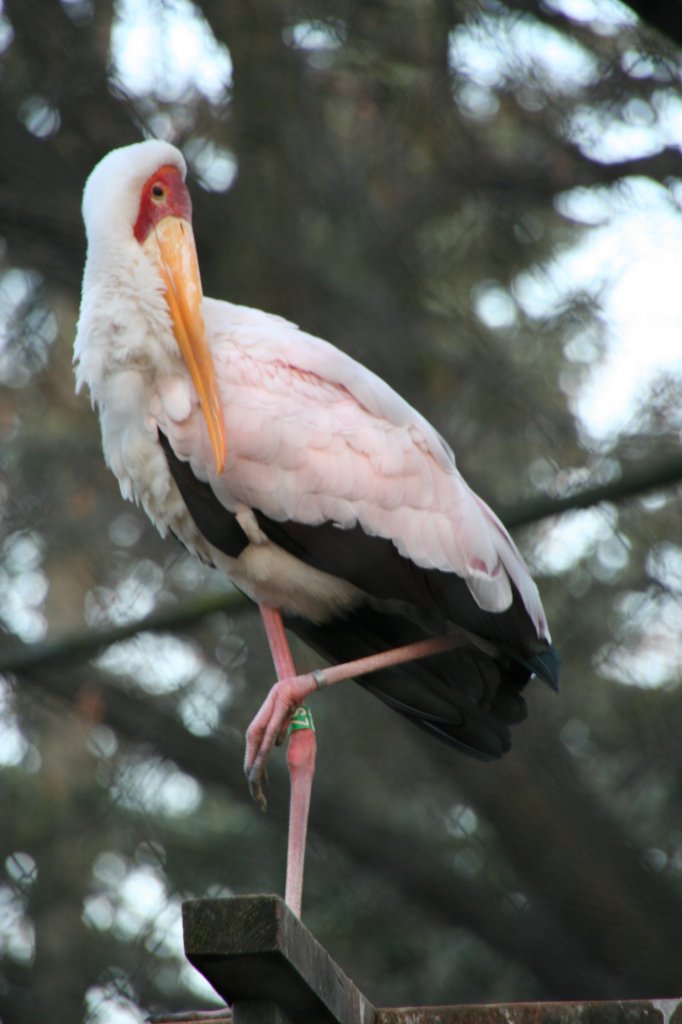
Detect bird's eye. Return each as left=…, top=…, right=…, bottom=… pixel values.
left=151, top=183, right=166, bottom=200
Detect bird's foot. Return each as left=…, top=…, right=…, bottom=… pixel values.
left=244, top=672, right=318, bottom=811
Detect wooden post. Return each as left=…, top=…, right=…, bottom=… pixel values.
left=180, top=896, right=682, bottom=1024
left=182, top=894, right=376, bottom=1024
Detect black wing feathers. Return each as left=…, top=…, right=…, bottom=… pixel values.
left=158, top=431, right=249, bottom=558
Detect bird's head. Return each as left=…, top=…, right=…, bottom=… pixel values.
left=79, top=139, right=226, bottom=474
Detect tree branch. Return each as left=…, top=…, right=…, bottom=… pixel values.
left=498, top=452, right=682, bottom=529
left=0, top=590, right=248, bottom=675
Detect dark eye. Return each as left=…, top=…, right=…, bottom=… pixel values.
left=151, top=183, right=166, bottom=200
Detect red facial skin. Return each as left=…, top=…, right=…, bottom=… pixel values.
left=133, top=164, right=192, bottom=243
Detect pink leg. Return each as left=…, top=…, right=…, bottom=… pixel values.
left=284, top=706, right=316, bottom=917
left=244, top=631, right=460, bottom=808
left=256, top=605, right=317, bottom=918
left=259, top=603, right=296, bottom=679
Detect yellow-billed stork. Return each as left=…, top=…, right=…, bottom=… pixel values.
left=74, top=140, right=559, bottom=917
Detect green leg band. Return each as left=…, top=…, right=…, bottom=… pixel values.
left=287, top=704, right=315, bottom=735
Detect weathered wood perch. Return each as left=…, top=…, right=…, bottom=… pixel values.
left=174, top=895, right=682, bottom=1024
left=182, top=894, right=373, bottom=1024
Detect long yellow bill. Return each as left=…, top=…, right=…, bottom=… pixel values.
left=145, top=216, right=227, bottom=475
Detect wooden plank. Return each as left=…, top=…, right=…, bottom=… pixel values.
left=377, top=1000, right=682, bottom=1023
left=182, top=895, right=377, bottom=1024
left=148, top=999, right=682, bottom=1024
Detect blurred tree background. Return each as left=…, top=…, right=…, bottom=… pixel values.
left=0, top=0, right=681, bottom=1020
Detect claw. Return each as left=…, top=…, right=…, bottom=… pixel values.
left=245, top=730, right=271, bottom=811
left=247, top=765, right=268, bottom=812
